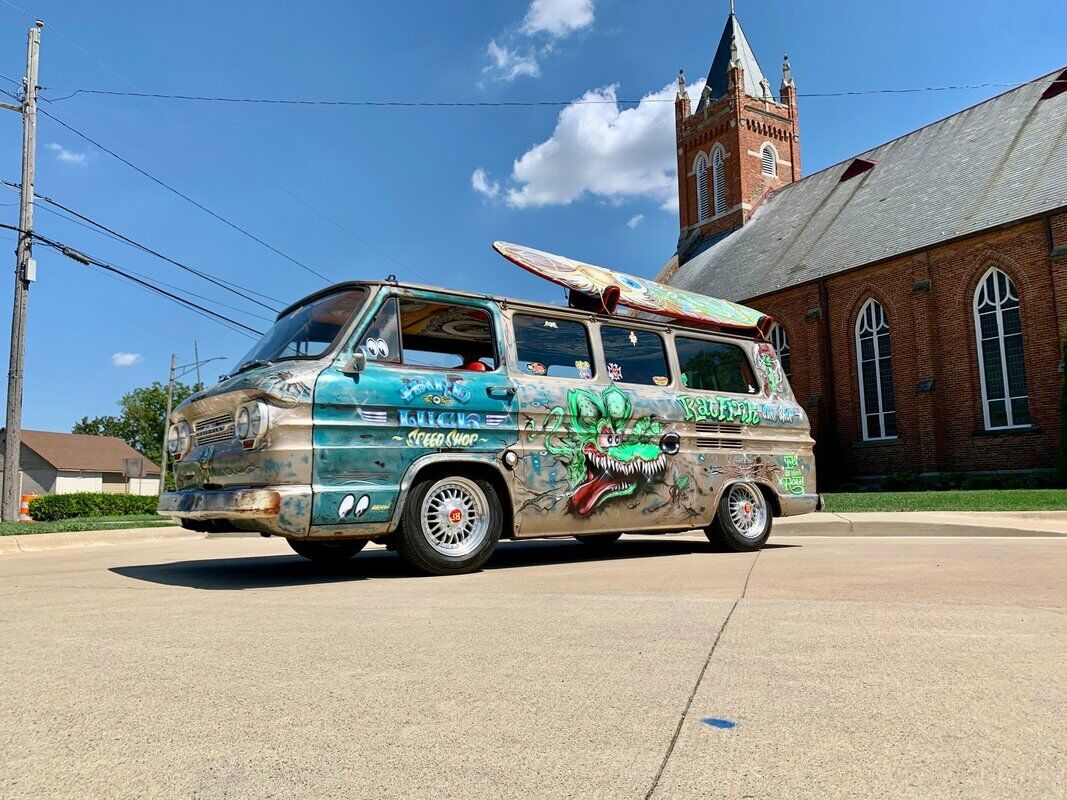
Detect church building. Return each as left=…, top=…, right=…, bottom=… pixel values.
left=660, top=8, right=1067, bottom=487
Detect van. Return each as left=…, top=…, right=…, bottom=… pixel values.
left=159, top=245, right=818, bottom=575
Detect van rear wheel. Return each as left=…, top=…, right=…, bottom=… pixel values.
left=397, top=475, right=502, bottom=575
left=704, top=482, right=772, bottom=551
left=288, top=538, right=367, bottom=564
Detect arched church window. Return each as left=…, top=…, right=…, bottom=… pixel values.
left=711, top=146, right=726, bottom=216
left=973, top=267, right=1030, bottom=429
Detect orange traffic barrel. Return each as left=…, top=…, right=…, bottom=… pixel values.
left=19, top=494, right=35, bottom=523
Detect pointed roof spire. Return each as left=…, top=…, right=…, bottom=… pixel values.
left=781, top=53, right=795, bottom=88
left=697, top=8, right=770, bottom=111
left=676, top=68, right=687, bottom=100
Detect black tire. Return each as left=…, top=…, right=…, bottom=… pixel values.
left=395, top=475, right=502, bottom=575
left=574, top=533, right=622, bottom=546
left=704, top=482, right=772, bottom=552
left=287, top=537, right=368, bottom=564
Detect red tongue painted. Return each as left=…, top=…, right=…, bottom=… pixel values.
left=571, top=476, right=618, bottom=517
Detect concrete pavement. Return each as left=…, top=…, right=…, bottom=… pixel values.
left=0, top=533, right=1063, bottom=799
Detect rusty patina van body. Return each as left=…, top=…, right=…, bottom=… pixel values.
left=159, top=279, right=817, bottom=574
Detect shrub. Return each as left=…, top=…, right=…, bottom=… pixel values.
left=882, top=471, right=919, bottom=492
left=28, top=492, right=160, bottom=522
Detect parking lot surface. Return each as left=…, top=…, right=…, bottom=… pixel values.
left=0, top=532, right=1063, bottom=799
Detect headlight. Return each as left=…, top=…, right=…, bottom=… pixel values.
left=235, top=407, right=251, bottom=440
left=249, top=403, right=263, bottom=436
left=170, top=421, right=190, bottom=457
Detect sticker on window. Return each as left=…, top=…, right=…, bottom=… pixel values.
left=575, top=360, right=592, bottom=380
left=628, top=331, right=638, bottom=346
left=653, top=376, right=669, bottom=387
left=607, top=362, right=623, bottom=381
left=526, top=361, right=547, bottom=375
left=543, top=320, right=558, bottom=329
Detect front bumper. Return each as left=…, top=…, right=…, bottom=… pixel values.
left=158, top=486, right=312, bottom=537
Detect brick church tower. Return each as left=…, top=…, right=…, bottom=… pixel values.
left=675, top=7, right=801, bottom=263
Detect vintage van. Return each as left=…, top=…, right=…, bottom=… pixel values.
left=159, top=244, right=818, bottom=575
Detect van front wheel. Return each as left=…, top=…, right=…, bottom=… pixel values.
left=397, top=475, right=502, bottom=575
left=704, top=482, right=772, bottom=551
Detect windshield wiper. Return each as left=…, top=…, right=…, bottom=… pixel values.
left=233, top=358, right=272, bottom=375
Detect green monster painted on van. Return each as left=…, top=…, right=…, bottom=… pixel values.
left=533, top=385, right=669, bottom=516
left=159, top=242, right=817, bottom=576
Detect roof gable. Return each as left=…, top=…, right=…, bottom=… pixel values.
left=12, top=430, right=161, bottom=475
left=671, top=69, right=1067, bottom=302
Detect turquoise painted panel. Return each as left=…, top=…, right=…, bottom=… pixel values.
left=311, top=295, right=518, bottom=527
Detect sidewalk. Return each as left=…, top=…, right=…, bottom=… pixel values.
left=1, top=511, right=1065, bottom=555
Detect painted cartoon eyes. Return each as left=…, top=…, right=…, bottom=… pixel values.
left=597, top=428, right=623, bottom=449
left=365, top=337, right=390, bottom=359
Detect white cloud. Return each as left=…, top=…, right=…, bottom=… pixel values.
left=499, top=80, right=703, bottom=210
left=627, top=213, right=645, bottom=229
left=471, top=168, right=501, bottom=199
left=47, top=142, right=89, bottom=166
left=521, top=0, right=595, bottom=37
left=482, top=0, right=594, bottom=82
left=111, top=352, right=143, bottom=367
left=484, top=39, right=541, bottom=82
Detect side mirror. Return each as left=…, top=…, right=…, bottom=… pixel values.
left=340, top=350, right=366, bottom=375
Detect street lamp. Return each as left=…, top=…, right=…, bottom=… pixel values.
left=159, top=353, right=228, bottom=492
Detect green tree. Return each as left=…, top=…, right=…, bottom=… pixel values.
left=73, top=380, right=201, bottom=480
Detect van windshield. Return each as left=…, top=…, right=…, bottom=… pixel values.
left=235, top=288, right=366, bottom=371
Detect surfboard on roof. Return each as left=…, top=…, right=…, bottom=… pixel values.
left=492, top=241, right=771, bottom=336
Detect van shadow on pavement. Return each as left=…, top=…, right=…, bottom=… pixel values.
left=109, top=537, right=799, bottom=591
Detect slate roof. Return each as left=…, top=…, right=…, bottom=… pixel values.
left=671, top=68, right=1067, bottom=303
left=696, top=12, right=769, bottom=109
left=14, top=430, right=161, bottom=475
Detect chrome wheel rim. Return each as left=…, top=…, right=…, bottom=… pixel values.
left=420, top=477, right=490, bottom=558
left=727, top=483, right=767, bottom=539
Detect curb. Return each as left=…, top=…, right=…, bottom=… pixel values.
left=0, top=525, right=201, bottom=554
left=777, top=513, right=1067, bottom=537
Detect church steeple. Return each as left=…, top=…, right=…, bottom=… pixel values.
left=673, top=4, right=802, bottom=263
left=696, top=10, right=770, bottom=111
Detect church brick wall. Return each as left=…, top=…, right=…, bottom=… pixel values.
left=745, top=216, right=1064, bottom=482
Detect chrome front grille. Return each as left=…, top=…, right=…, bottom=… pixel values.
left=194, top=412, right=235, bottom=445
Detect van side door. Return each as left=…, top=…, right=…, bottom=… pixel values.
left=312, top=292, right=515, bottom=530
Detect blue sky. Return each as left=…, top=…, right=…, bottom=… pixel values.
left=0, top=0, right=1063, bottom=431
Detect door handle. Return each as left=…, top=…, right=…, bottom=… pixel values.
left=486, top=386, right=516, bottom=399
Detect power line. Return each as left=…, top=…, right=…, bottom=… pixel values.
left=0, top=222, right=263, bottom=337
left=0, top=179, right=284, bottom=312
left=28, top=101, right=337, bottom=284
left=34, top=81, right=1051, bottom=107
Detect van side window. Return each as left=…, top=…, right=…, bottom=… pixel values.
left=675, top=337, right=759, bottom=394
left=600, top=325, right=671, bottom=386
left=397, top=299, right=497, bottom=370
left=360, top=297, right=401, bottom=363
left=513, top=314, right=594, bottom=379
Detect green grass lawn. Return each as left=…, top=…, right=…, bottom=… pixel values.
left=822, top=489, right=1067, bottom=513
left=0, top=514, right=175, bottom=536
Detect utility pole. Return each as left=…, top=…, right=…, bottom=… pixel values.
left=193, top=340, right=201, bottom=386
left=1, top=21, right=42, bottom=523
left=160, top=354, right=177, bottom=493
